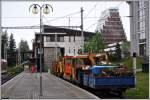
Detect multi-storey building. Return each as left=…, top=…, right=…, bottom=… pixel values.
left=127, top=1, right=149, bottom=57
left=33, top=25, right=94, bottom=71
left=96, top=7, right=127, bottom=44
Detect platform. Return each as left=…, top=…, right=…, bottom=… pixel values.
left=1, top=72, right=99, bottom=99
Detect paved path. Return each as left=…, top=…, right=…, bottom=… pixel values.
left=1, top=72, right=99, bottom=99
left=136, top=68, right=142, bottom=72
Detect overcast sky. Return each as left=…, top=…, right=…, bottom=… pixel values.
left=2, top=1, right=130, bottom=49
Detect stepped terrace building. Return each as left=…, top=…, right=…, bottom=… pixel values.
left=96, top=7, right=127, bottom=44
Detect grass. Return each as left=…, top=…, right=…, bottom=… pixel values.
left=109, top=56, right=144, bottom=69
left=122, top=57, right=143, bottom=69
left=125, top=72, right=149, bottom=99
left=7, top=66, right=23, bottom=76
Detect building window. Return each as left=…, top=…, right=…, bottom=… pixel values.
left=36, top=36, right=41, bottom=42
left=50, top=35, right=55, bottom=42
left=84, top=37, right=90, bottom=42
left=57, top=36, right=64, bottom=42
left=139, top=43, right=146, bottom=56
left=74, top=35, right=75, bottom=42
left=46, top=36, right=50, bottom=42
left=69, top=36, right=71, bottom=42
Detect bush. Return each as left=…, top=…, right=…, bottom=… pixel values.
left=108, top=53, right=118, bottom=62
left=7, top=67, right=23, bottom=76
left=122, top=56, right=143, bottom=69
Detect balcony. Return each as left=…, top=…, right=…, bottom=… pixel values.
left=103, top=25, right=123, bottom=30
left=105, top=21, right=122, bottom=25
left=107, top=17, right=120, bottom=21
left=110, top=12, right=119, bottom=17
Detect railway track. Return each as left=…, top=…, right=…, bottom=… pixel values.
left=1, top=73, right=16, bottom=85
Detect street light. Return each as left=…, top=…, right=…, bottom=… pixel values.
left=29, top=4, right=53, bottom=96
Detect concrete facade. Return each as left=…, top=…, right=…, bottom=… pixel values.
left=43, top=35, right=83, bottom=70
left=44, top=35, right=82, bottom=56
left=34, top=26, right=94, bottom=71
left=128, top=1, right=149, bottom=57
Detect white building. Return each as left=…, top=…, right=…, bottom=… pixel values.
left=34, top=25, right=94, bottom=71
left=127, top=1, right=149, bottom=57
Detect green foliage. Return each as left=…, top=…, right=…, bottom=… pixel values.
left=7, top=58, right=17, bottom=67
left=1, top=30, right=8, bottom=59
left=115, top=43, right=122, bottom=61
left=121, top=41, right=130, bottom=58
left=107, top=53, right=118, bottom=63
left=125, top=72, right=149, bottom=99
left=8, top=33, right=16, bottom=52
left=6, top=33, right=17, bottom=67
left=19, top=39, right=30, bottom=52
left=7, top=67, right=23, bottom=76
left=83, top=32, right=105, bottom=53
left=19, top=39, right=30, bottom=61
left=122, top=56, right=144, bottom=69
left=108, top=42, right=131, bottom=63
left=121, top=41, right=130, bottom=52
left=77, top=48, right=82, bottom=54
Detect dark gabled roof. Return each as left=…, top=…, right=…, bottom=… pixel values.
left=43, top=25, right=95, bottom=37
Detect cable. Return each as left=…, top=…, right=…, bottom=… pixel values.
left=84, top=3, right=98, bottom=18
left=85, top=21, right=98, bottom=30
left=84, top=1, right=124, bottom=31
left=43, top=15, right=50, bottom=24
left=76, top=3, right=99, bottom=26
left=115, top=1, right=124, bottom=8
left=2, top=17, right=106, bottom=19
left=44, top=11, right=80, bottom=23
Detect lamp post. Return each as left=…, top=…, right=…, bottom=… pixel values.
left=81, top=7, right=84, bottom=53
left=29, top=4, right=53, bottom=96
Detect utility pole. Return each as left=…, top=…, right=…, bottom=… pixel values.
left=133, top=52, right=136, bottom=87
left=81, top=7, right=84, bottom=53
left=68, top=17, right=70, bottom=28
left=55, top=33, right=57, bottom=61
left=39, top=6, right=43, bottom=96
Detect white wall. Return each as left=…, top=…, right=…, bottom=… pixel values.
left=44, top=35, right=83, bottom=56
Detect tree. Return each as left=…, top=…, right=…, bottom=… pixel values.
left=115, top=43, right=122, bottom=61
left=6, top=33, right=17, bottom=67
left=121, top=41, right=130, bottom=58
left=1, top=30, right=8, bottom=59
left=19, top=39, right=30, bottom=61
left=8, top=33, right=16, bottom=52
left=83, top=32, right=105, bottom=53
left=19, top=39, right=29, bottom=52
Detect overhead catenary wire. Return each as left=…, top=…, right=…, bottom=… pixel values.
left=115, top=1, right=124, bottom=8
left=44, top=11, right=80, bottom=23
left=2, top=2, right=126, bottom=31
left=2, top=17, right=106, bottom=19
left=75, top=3, right=99, bottom=26
left=84, top=3, right=99, bottom=18
left=84, top=1, right=126, bottom=31
left=85, top=21, right=98, bottom=31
